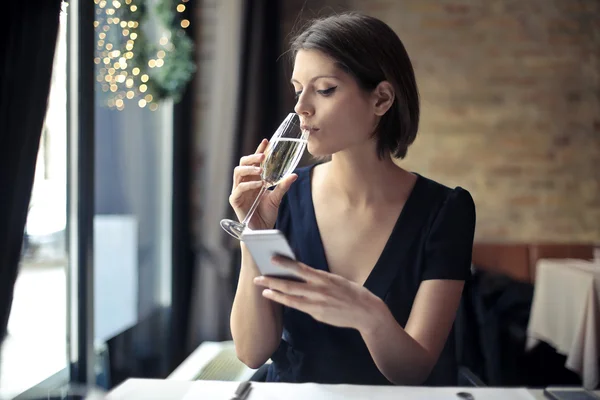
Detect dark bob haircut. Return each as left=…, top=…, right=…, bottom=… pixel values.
left=290, top=12, right=420, bottom=160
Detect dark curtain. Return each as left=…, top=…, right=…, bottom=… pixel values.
left=228, top=0, right=283, bottom=284
left=233, top=0, right=283, bottom=165
left=0, top=1, right=62, bottom=344
left=169, top=0, right=197, bottom=372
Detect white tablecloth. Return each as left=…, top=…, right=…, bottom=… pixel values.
left=107, top=379, right=546, bottom=400
left=527, top=258, right=600, bottom=389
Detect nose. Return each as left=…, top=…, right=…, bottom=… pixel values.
left=294, top=92, right=314, bottom=117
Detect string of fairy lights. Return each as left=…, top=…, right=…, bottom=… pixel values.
left=94, top=0, right=194, bottom=111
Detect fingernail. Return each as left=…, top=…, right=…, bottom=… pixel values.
left=254, top=276, right=264, bottom=284
left=254, top=167, right=261, bottom=172
left=271, top=257, right=284, bottom=266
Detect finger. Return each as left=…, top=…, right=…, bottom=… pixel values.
left=254, top=276, right=322, bottom=299
left=240, top=153, right=266, bottom=167
left=229, top=180, right=264, bottom=203
left=234, top=165, right=262, bottom=186
left=270, top=173, right=298, bottom=205
left=255, top=138, right=269, bottom=154
left=262, top=289, right=316, bottom=313
left=270, top=255, right=325, bottom=284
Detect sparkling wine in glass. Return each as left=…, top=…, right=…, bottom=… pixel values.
left=220, top=113, right=308, bottom=240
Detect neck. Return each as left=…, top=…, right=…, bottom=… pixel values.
left=322, top=143, right=409, bottom=207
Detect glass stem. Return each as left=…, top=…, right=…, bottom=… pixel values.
left=241, top=184, right=268, bottom=227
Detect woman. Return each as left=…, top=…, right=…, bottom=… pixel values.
left=229, top=12, right=476, bottom=386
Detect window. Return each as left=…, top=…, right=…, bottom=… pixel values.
left=0, top=2, right=180, bottom=395
left=93, top=0, right=173, bottom=349
left=0, top=5, right=69, bottom=397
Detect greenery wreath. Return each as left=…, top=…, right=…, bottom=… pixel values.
left=94, top=0, right=196, bottom=111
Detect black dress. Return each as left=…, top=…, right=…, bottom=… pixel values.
left=266, top=163, right=476, bottom=385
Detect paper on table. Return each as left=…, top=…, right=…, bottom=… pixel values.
left=181, top=381, right=536, bottom=400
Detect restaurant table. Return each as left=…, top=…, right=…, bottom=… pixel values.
left=105, top=378, right=595, bottom=400
left=527, top=258, right=600, bottom=390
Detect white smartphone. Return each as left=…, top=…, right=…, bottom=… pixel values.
left=241, top=229, right=305, bottom=282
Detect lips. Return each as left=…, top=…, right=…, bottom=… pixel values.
left=301, top=125, right=320, bottom=133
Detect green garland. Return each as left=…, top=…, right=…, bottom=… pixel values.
left=94, top=0, right=196, bottom=110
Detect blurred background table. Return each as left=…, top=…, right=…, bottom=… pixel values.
left=527, top=258, right=600, bottom=390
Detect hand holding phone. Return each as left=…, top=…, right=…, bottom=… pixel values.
left=241, top=229, right=305, bottom=282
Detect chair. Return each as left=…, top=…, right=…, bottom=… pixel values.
left=167, top=341, right=258, bottom=382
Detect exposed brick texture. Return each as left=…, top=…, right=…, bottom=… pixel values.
left=279, top=0, right=600, bottom=242
left=193, top=0, right=600, bottom=243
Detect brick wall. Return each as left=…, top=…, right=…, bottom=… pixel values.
left=279, top=0, right=600, bottom=242
left=193, top=0, right=600, bottom=243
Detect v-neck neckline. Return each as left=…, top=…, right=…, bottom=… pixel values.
left=302, top=163, right=422, bottom=293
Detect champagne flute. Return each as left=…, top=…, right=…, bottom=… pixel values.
left=220, top=113, right=308, bottom=240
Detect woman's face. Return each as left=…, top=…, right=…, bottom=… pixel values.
left=291, top=49, right=379, bottom=157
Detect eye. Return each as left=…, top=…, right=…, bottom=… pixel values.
left=294, top=90, right=302, bottom=100
left=317, top=86, right=337, bottom=96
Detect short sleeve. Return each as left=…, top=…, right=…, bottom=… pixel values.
left=422, top=187, right=476, bottom=281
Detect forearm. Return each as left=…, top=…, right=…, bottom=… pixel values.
left=359, top=301, right=434, bottom=385
left=230, top=243, right=282, bottom=369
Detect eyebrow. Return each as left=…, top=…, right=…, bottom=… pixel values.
left=290, top=75, right=339, bottom=85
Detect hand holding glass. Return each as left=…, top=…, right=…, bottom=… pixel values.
left=221, top=113, right=308, bottom=240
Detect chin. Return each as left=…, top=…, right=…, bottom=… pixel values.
left=306, top=142, right=334, bottom=158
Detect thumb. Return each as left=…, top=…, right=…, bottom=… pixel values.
left=270, top=173, right=298, bottom=206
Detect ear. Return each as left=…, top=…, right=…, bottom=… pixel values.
left=372, top=81, right=395, bottom=116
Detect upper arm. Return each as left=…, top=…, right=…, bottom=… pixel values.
left=404, top=279, right=464, bottom=366
left=405, top=187, right=476, bottom=364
